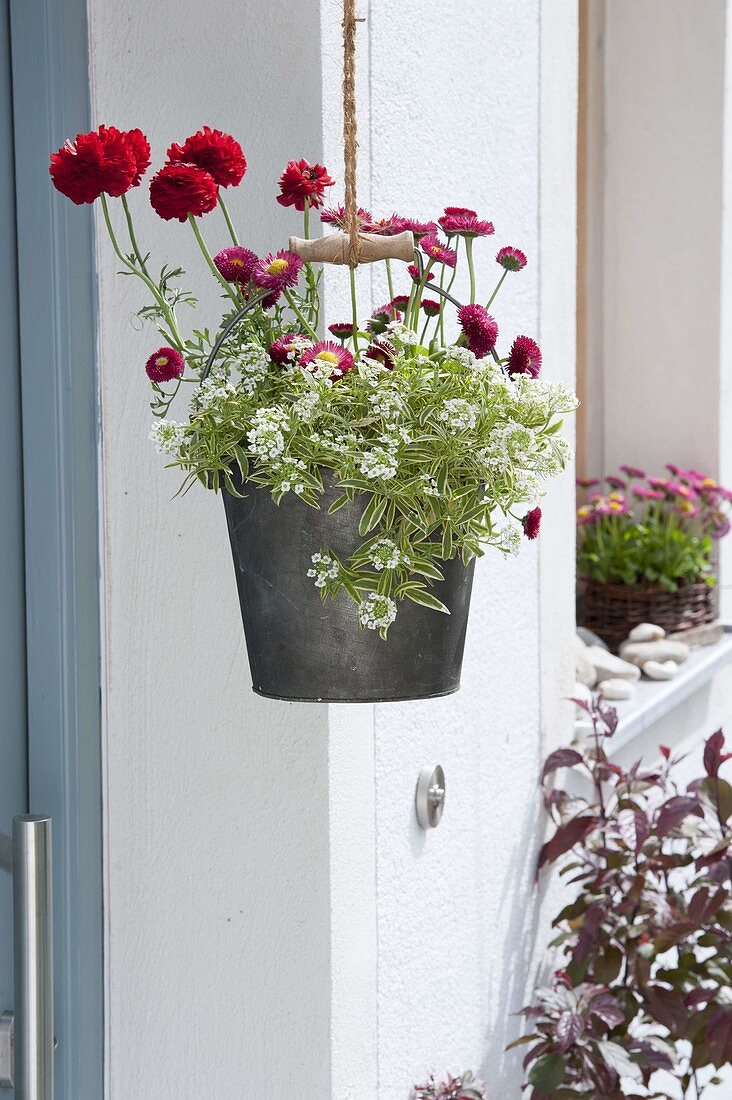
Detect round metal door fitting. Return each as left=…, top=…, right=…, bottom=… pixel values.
left=415, top=764, right=446, bottom=829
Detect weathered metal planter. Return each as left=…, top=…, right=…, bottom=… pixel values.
left=222, top=469, right=475, bottom=702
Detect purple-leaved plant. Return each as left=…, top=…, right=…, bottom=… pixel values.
left=514, top=697, right=732, bottom=1098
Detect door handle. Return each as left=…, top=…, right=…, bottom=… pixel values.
left=0, top=816, right=54, bottom=1099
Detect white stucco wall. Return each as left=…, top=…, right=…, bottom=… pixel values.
left=89, top=1, right=578, bottom=1097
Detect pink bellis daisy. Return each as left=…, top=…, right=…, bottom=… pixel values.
left=268, top=333, right=309, bottom=365
left=407, top=263, right=434, bottom=283
left=507, top=335, right=542, bottom=378
left=394, top=217, right=438, bottom=239
left=439, top=212, right=494, bottom=237
left=421, top=298, right=441, bottom=317
left=364, top=340, right=397, bottom=370
left=620, top=464, right=646, bottom=479
left=328, top=322, right=355, bottom=340
left=421, top=234, right=457, bottom=268
left=252, top=250, right=303, bottom=293
left=496, top=246, right=527, bottom=271
left=364, top=213, right=402, bottom=235
left=301, top=341, right=355, bottom=382
left=145, top=346, right=185, bottom=383
left=320, top=204, right=372, bottom=229
left=213, top=246, right=258, bottom=284
left=458, top=304, right=498, bottom=359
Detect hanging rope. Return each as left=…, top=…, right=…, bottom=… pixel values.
left=342, top=0, right=362, bottom=267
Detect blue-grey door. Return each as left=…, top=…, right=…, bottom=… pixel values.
left=2, top=0, right=104, bottom=1094
left=0, top=0, right=29, bottom=1055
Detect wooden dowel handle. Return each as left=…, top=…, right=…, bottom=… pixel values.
left=289, top=230, right=415, bottom=266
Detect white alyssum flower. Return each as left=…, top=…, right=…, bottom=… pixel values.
left=495, top=520, right=522, bottom=557
left=358, top=593, right=398, bottom=630
left=149, top=419, right=186, bottom=456
left=509, top=374, right=579, bottom=416
left=368, top=389, right=403, bottom=420
left=384, top=320, right=419, bottom=346
left=307, top=552, right=340, bottom=588
left=359, top=446, right=398, bottom=480
left=480, top=420, right=537, bottom=474
left=237, top=342, right=271, bottom=393
left=511, top=469, right=542, bottom=507
left=420, top=474, right=441, bottom=497
left=439, top=397, right=481, bottom=433
left=292, top=389, right=321, bottom=422
left=247, top=405, right=289, bottom=461
left=445, top=345, right=479, bottom=370
left=368, top=537, right=408, bottom=571
left=190, top=367, right=238, bottom=413
left=272, top=458, right=307, bottom=495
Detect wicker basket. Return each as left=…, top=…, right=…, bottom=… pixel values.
left=578, top=577, right=715, bottom=652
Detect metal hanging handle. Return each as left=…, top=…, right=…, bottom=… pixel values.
left=0, top=815, right=54, bottom=1099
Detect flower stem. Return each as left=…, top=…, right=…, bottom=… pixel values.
left=283, top=289, right=318, bottom=340
left=303, top=200, right=310, bottom=240
left=187, top=214, right=239, bottom=303
left=385, top=258, right=394, bottom=301
left=101, top=194, right=185, bottom=350
left=465, top=236, right=476, bottom=304
left=412, top=259, right=435, bottom=331
left=218, top=193, right=239, bottom=246
left=120, top=194, right=150, bottom=277
left=349, top=265, right=360, bottom=353
left=486, top=268, right=508, bottom=310
left=439, top=251, right=460, bottom=344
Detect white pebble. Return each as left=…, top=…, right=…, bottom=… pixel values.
left=643, top=659, right=680, bottom=681
left=627, top=622, right=665, bottom=643
left=598, top=678, right=636, bottom=700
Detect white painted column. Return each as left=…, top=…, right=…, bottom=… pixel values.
left=90, top=2, right=336, bottom=1096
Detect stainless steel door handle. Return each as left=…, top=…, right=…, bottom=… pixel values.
left=0, top=816, right=54, bottom=1099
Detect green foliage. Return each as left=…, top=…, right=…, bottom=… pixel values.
left=168, top=323, right=576, bottom=633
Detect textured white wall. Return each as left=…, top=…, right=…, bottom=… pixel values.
left=89, top=1, right=577, bottom=1097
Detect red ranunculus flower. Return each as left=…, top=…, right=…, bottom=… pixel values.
left=276, top=158, right=335, bottom=211
left=145, top=346, right=185, bottom=383
left=49, top=125, right=137, bottom=204
left=123, top=128, right=151, bottom=187
left=167, top=126, right=247, bottom=188
left=149, top=163, right=219, bottom=222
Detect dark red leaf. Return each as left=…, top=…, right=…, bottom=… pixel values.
left=685, top=986, right=717, bottom=1010
left=708, top=1007, right=732, bottom=1067
left=541, top=749, right=584, bottom=781
left=688, top=886, right=727, bottom=926
left=537, top=816, right=598, bottom=872
left=556, top=1011, right=584, bottom=1052
left=587, top=991, right=625, bottom=1029
left=704, top=729, right=732, bottom=778
left=644, top=984, right=688, bottom=1034
left=656, top=795, right=701, bottom=837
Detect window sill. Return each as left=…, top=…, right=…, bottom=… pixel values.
left=575, top=625, right=732, bottom=753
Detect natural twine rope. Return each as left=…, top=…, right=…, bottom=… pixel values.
left=342, top=0, right=361, bottom=267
